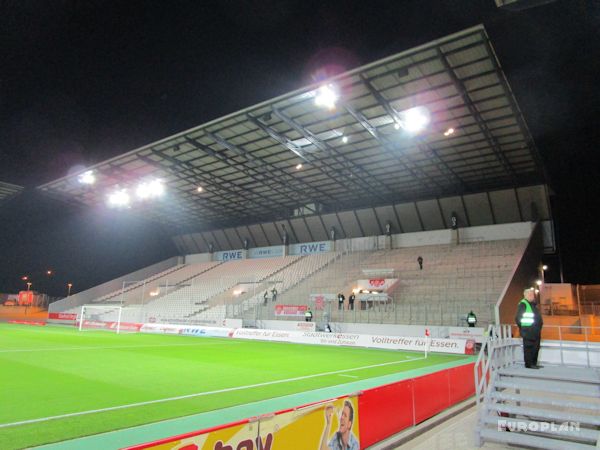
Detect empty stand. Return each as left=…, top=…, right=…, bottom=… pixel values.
left=245, top=239, right=528, bottom=327
left=141, top=256, right=301, bottom=324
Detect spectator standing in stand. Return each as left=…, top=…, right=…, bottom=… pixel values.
left=417, top=256, right=423, bottom=270
left=263, top=290, right=268, bottom=305
left=348, top=292, right=355, bottom=310
left=337, top=293, right=345, bottom=310
left=271, top=286, right=278, bottom=302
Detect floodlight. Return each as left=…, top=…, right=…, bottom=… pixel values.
left=107, top=190, right=130, bottom=207
left=342, top=136, right=349, bottom=144
left=542, top=265, right=548, bottom=271
left=136, top=180, right=164, bottom=199
left=78, top=170, right=95, bottom=185
left=197, top=186, right=204, bottom=193
left=394, top=122, right=401, bottom=130
left=296, top=163, right=303, bottom=170
left=443, top=127, right=455, bottom=136
left=536, top=279, right=543, bottom=286
left=399, top=107, right=430, bottom=133
left=314, top=84, right=339, bottom=109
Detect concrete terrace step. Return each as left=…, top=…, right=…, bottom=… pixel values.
left=480, top=428, right=598, bottom=450
left=494, top=378, right=599, bottom=397
left=487, top=403, right=600, bottom=426
left=489, top=391, right=600, bottom=412
left=482, top=416, right=600, bottom=443
left=498, top=365, right=600, bottom=384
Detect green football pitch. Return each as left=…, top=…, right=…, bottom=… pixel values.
left=0, top=323, right=469, bottom=449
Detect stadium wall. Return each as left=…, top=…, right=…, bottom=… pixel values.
left=495, top=222, right=544, bottom=325
left=182, top=222, right=535, bottom=263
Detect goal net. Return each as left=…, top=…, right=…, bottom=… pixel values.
left=78, top=304, right=143, bottom=333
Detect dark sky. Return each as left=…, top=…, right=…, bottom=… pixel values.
left=1, top=0, right=599, bottom=296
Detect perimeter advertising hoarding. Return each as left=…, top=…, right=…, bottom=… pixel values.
left=140, top=323, right=233, bottom=338
left=231, top=329, right=471, bottom=354
left=273, top=304, right=307, bottom=317
left=289, top=241, right=331, bottom=255
left=48, top=312, right=77, bottom=321
left=138, top=325, right=472, bottom=354
left=448, top=326, right=484, bottom=343
left=248, top=246, right=284, bottom=259
left=129, top=396, right=360, bottom=450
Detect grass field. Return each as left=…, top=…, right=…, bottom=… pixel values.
left=0, top=323, right=469, bottom=449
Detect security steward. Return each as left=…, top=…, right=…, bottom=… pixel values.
left=305, top=307, right=313, bottom=322
left=466, top=310, right=477, bottom=327
left=515, top=288, right=543, bottom=369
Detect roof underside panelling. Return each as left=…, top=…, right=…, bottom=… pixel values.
left=395, top=203, right=422, bottom=232
left=38, top=25, right=546, bottom=233
left=171, top=185, right=551, bottom=253
left=489, top=189, right=522, bottom=223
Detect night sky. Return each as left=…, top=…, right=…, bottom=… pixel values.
left=1, top=0, right=599, bottom=296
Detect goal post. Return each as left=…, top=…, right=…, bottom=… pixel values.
left=79, top=304, right=143, bottom=333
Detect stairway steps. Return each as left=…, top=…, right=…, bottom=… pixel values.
left=490, top=391, right=600, bottom=412
left=495, top=378, right=598, bottom=397
left=498, top=366, right=600, bottom=383
left=482, top=416, right=600, bottom=442
left=480, top=428, right=598, bottom=450
left=487, top=403, right=600, bottom=426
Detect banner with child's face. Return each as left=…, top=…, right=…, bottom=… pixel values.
left=129, top=396, right=360, bottom=450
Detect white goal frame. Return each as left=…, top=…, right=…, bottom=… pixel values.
left=78, top=304, right=140, bottom=334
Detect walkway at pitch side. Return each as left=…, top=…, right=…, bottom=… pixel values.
left=36, top=356, right=475, bottom=450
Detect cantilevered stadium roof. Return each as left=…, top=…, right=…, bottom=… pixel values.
left=38, top=25, right=545, bottom=231
left=0, top=181, right=24, bottom=206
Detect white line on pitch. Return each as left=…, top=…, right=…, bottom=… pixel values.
left=0, top=355, right=427, bottom=428
left=0, top=341, right=239, bottom=353
left=338, top=374, right=359, bottom=378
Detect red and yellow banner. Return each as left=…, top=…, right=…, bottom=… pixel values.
left=128, top=396, right=360, bottom=450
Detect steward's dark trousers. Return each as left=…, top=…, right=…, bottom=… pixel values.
left=522, top=330, right=541, bottom=367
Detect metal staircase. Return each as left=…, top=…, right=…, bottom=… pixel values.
left=475, top=325, right=600, bottom=449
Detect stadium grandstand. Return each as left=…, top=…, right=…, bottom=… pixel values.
left=1, top=23, right=598, bottom=450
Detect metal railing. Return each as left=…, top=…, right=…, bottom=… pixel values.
left=537, top=324, right=600, bottom=367
left=474, top=324, right=519, bottom=408
left=474, top=324, right=600, bottom=410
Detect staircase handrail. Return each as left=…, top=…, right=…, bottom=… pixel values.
left=474, top=324, right=520, bottom=408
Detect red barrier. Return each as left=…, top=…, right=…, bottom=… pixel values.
left=412, top=370, right=451, bottom=424
left=358, top=379, right=414, bottom=448
left=8, top=320, right=46, bottom=326
left=358, top=362, right=475, bottom=448
left=448, top=363, right=475, bottom=404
